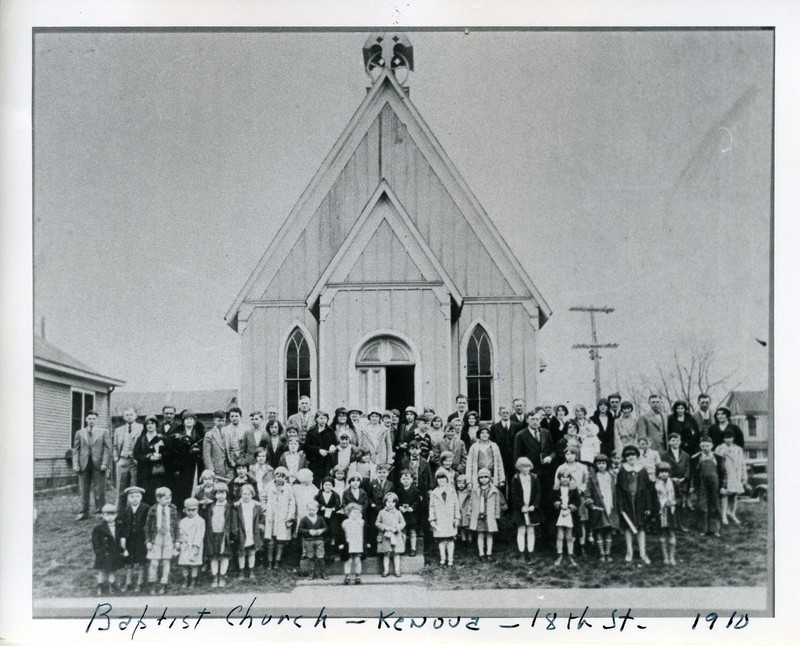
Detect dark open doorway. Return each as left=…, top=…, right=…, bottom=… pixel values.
left=385, top=365, right=415, bottom=412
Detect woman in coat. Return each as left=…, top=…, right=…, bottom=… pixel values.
left=708, top=407, right=745, bottom=449
left=359, top=411, right=394, bottom=467
left=591, top=399, right=616, bottom=457
left=615, top=445, right=657, bottom=563
left=303, top=411, right=338, bottom=486
left=667, top=400, right=700, bottom=455
left=465, top=427, right=505, bottom=489
left=162, top=411, right=200, bottom=510
left=133, top=415, right=166, bottom=505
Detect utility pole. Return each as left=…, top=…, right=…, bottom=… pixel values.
left=570, top=306, right=618, bottom=405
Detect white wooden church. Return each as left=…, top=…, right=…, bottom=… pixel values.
left=226, top=33, right=551, bottom=420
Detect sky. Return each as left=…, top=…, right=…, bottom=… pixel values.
left=32, top=29, right=772, bottom=409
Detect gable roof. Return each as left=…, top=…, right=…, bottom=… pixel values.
left=34, top=336, right=125, bottom=386
left=226, top=67, right=551, bottom=331
left=721, top=389, right=769, bottom=414
left=306, top=180, right=463, bottom=308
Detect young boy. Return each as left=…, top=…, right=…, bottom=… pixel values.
left=396, top=469, right=424, bottom=556
left=660, top=432, right=691, bottom=531
left=145, top=486, right=179, bottom=595
left=432, top=422, right=467, bottom=473
left=401, top=442, right=432, bottom=492
left=118, top=485, right=149, bottom=593
left=690, top=435, right=727, bottom=537
left=231, top=459, right=260, bottom=502
left=92, top=503, right=124, bottom=596
left=177, top=497, right=205, bottom=587
left=637, top=436, right=660, bottom=482
left=298, top=500, right=328, bottom=580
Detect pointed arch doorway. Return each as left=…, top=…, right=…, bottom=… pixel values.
left=354, top=335, right=416, bottom=413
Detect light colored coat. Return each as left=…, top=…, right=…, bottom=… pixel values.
left=358, top=424, right=394, bottom=465
left=465, top=441, right=505, bottom=488
left=113, top=422, right=143, bottom=460
left=202, top=426, right=239, bottom=478
left=73, top=426, right=112, bottom=471
left=262, top=480, right=296, bottom=541
left=467, top=484, right=502, bottom=533
left=428, top=485, right=460, bottom=538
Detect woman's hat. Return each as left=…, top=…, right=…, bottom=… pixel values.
left=334, top=407, right=348, bottom=417
left=321, top=476, right=334, bottom=486
left=434, top=467, right=450, bottom=480
left=367, top=409, right=382, bottom=419
left=273, top=466, right=290, bottom=477
left=144, top=414, right=158, bottom=424
left=348, top=408, right=363, bottom=416
left=593, top=453, right=609, bottom=465
left=404, top=406, right=418, bottom=416
left=348, top=473, right=363, bottom=482
left=296, top=468, right=314, bottom=483
left=181, top=410, right=196, bottom=420
left=124, top=486, right=145, bottom=496
left=477, top=467, right=492, bottom=479
left=621, top=445, right=640, bottom=458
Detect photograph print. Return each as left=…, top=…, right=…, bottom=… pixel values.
left=31, top=28, right=772, bottom=618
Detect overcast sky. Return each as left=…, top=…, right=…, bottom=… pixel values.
left=33, top=29, right=772, bottom=409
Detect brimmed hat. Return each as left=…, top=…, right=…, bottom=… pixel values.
left=124, top=486, right=145, bottom=496
left=477, top=468, right=492, bottom=479
left=184, top=497, right=200, bottom=508
left=334, top=407, right=348, bottom=417
left=181, top=410, right=196, bottom=420
left=621, top=445, right=640, bottom=458
left=273, top=466, right=290, bottom=477
left=144, top=414, right=158, bottom=424
left=348, top=407, right=363, bottom=416
left=404, top=406, right=418, bottom=416
left=593, top=453, right=609, bottom=465
left=154, top=486, right=172, bottom=498
left=367, top=409, right=382, bottom=419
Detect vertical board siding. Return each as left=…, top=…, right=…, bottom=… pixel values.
left=344, top=219, right=424, bottom=284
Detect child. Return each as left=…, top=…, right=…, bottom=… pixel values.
left=331, top=465, right=348, bottom=498
left=231, top=459, right=260, bottom=502
left=177, top=497, right=205, bottom=587
left=249, top=448, right=274, bottom=501
left=556, top=420, right=582, bottom=460
left=510, top=457, right=541, bottom=562
left=297, top=501, right=328, bottom=580
left=92, top=503, right=124, bottom=596
left=715, top=429, right=748, bottom=525
left=342, top=473, right=369, bottom=510
left=437, top=451, right=458, bottom=486
left=469, top=468, right=502, bottom=560
left=553, top=473, right=580, bottom=566
left=401, top=442, right=432, bottom=492
left=660, top=432, right=691, bottom=531
left=347, top=449, right=375, bottom=491
left=262, top=466, right=296, bottom=569
left=615, top=445, right=655, bottom=563
left=376, top=492, right=406, bottom=577
left=117, top=485, right=149, bottom=593
left=328, top=430, right=355, bottom=474
left=193, top=469, right=218, bottom=518
left=456, top=474, right=472, bottom=543
left=409, top=415, right=434, bottom=460
left=234, top=484, right=263, bottom=579
left=465, top=427, right=506, bottom=490
left=315, top=477, right=342, bottom=558
left=339, top=503, right=367, bottom=584
left=653, top=463, right=678, bottom=565
left=610, top=451, right=622, bottom=477
left=580, top=423, right=602, bottom=468
left=292, top=468, right=319, bottom=538
left=368, top=463, right=394, bottom=554
left=637, top=436, right=660, bottom=482
left=586, top=454, right=619, bottom=562
left=429, top=468, right=460, bottom=567
left=432, top=422, right=467, bottom=473
left=553, top=448, right=589, bottom=550
left=279, top=437, right=307, bottom=484
left=396, top=469, right=424, bottom=556
left=690, top=435, right=727, bottom=537
left=145, top=486, right=179, bottom=594
left=204, top=482, right=234, bottom=587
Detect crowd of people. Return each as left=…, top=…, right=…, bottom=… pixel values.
left=72, top=391, right=752, bottom=595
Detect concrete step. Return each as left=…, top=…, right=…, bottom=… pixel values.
left=295, top=573, right=423, bottom=586
left=360, top=554, right=426, bottom=574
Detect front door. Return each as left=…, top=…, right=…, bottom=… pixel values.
left=355, top=335, right=415, bottom=413
left=385, top=365, right=415, bottom=412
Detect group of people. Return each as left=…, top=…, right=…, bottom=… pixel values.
left=76, top=391, right=751, bottom=595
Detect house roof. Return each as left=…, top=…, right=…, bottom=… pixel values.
left=34, top=336, right=125, bottom=386
left=722, top=389, right=769, bottom=414
left=111, top=389, right=239, bottom=418
left=225, top=67, right=551, bottom=331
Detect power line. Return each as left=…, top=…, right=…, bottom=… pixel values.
left=570, top=306, right=618, bottom=405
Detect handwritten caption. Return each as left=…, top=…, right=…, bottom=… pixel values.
left=85, top=600, right=750, bottom=640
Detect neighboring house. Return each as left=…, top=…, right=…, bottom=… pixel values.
left=719, top=389, right=769, bottom=462
left=111, top=389, right=239, bottom=430
left=34, top=336, right=125, bottom=490
left=225, top=33, right=552, bottom=421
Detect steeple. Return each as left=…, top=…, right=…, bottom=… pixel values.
left=362, top=32, right=414, bottom=90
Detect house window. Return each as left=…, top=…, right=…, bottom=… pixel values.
left=466, top=324, right=492, bottom=421
left=71, top=389, right=95, bottom=443
left=747, top=415, right=758, bottom=438
left=285, top=328, right=311, bottom=419
left=747, top=449, right=759, bottom=460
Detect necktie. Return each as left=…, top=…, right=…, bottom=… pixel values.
left=159, top=506, right=167, bottom=536
left=442, top=490, right=447, bottom=504
left=127, top=423, right=132, bottom=433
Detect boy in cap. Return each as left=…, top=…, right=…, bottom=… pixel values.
left=118, top=485, right=149, bottom=593
left=92, top=503, right=124, bottom=596
left=690, top=435, right=727, bottom=537
left=145, top=486, right=178, bottom=595
left=177, top=497, right=205, bottom=587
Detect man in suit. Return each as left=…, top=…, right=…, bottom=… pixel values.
left=159, top=405, right=178, bottom=436
left=242, top=410, right=267, bottom=465
left=223, top=406, right=247, bottom=455
left=446, top=394, right=468, bottom=425
left=607, top=392, right=623, bottom=419
left=512, top=411, right=556, bottom=485
left=636, top=394, right=669, bottom=453
left=489, top=406, right=515, bottom=494
left=113, top=407, right=143, bottom=510
left=202, top=410, right=239, bottom=480
left=73, top=410, right=112, bottom=520
left=286, top=395, right=313, bottom=444
left=509, top=398, right=527, bottom=431
left=692, top=393, right=714, bottom=439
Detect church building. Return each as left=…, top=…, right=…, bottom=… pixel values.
left=226, top=33, right=551, bottom=420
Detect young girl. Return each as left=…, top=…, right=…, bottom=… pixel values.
left=553, top=448, right=589, bottom=550
left=231, top=460, right=260, bottom=502
left=586, top=454, right=619, bottom=562
left=580, top=423, right=602, bottom=468
left=177, top=497, right=205, bottom=587
left=469, top=468, right=502, bottom=560
left=553, top=473, right=580, bottom=566
left=396, top=469, right=424, bottom=556
left=204, top=482, right=234, bottom=587
left=315, top=477, right=342, bottom=558
left=262, top=466, right=296, bottom=569
left=249, top=448, right=274, bottom=501
left=339, top=503, right=366, bottom=585
left=279, top=437, right=307, bottom=484
left=610, top=451, right=622, bottom=477
left=92, top=503, right=124, bottom=596
left=465, top=427, right=505, bottom=490
left=292, top=468, right=319, bottom=538
left=653, top=463, right=678, bottom=565
left=193, top=469, right=218, bottom=514
left=331, top=465, right=348, bottom=499
left=376, top=492, right=406, bottom=577
left=342, top=473, right=369, bottom=510
left=715, top=429, right=748, bottom=525
left=510, top=457, right=541, bottom=562
left=429, top=468, right=460, bottom=567
left=348, top=449, right=376, bottom=491
left=145, top=486, right=179, bottom=594
left=456, top=474, right=472, bottom=543
left=438, top=451, right=458, bottom=486
left=616, top=445, right=655, bottom=564
left=234, top=484, right=263, bottom=579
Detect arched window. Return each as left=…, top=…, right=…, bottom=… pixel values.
left=285, top=328, right=311, bottom=419
left=466, top=324, right=492, bottom=421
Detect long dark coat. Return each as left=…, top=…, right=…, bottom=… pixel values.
left=586, top=471, right=620, bottom=530
left=162, top=430, right=198, bottom=508
left=117, top=502, right=150, bottom=565
left=133, top=431, right=167, bottom=505
left=590, top=411, right=616, bottom=457
left=509, top=472, right=542, bottom=526
left=92, top=521, right=125, bottom=571
left=304, top=424, right=338, bottom=485
left=615, top=465, right=656, bottom=530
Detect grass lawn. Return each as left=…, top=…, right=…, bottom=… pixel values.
left=34, top=488, right=768, bottom=598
